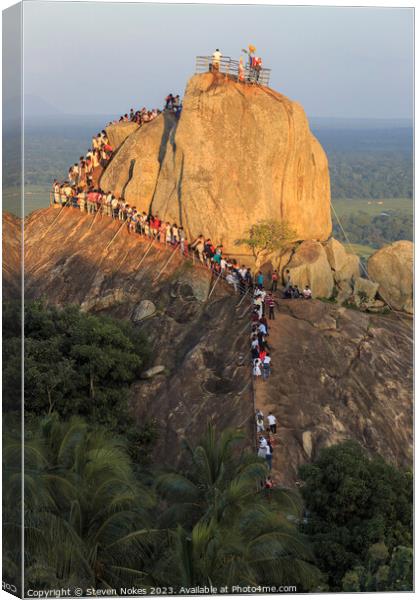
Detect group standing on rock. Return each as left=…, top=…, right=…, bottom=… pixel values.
left=209, top=44, right=264, bottom=84
left=109, top=93, right=182, bottom=128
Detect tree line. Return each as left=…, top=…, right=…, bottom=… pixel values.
left=332, top=210, right=413, bottom=249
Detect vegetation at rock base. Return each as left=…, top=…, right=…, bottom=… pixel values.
left=3, top=300, right=155, bottom=463
left=3, top=418, right=323, bottom=592
left=298, top=441, right=413, bottom=591
left=235, top=220, right=296, bottom=261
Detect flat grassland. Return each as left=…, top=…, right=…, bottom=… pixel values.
left=332, top=197, right=413, bottom=217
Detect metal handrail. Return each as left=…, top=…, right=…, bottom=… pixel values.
left=195, top=55, right=271, bottom=86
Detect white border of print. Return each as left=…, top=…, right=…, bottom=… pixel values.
left=0, top=3, right=415, bottom=600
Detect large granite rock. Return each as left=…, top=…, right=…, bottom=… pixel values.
left=324, top=237, right=360, bottom=283
left=368, top=241, right=413, bottom=314
left=286, top=240, right=334, bottom=298
left=100, top=73, right=332, bottom=257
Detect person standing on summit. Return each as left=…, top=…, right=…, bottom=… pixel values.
left=211, top=48, right=222, bottom=72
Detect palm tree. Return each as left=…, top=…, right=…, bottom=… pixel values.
left=5, top=414, right=159, bottom=591
left=153, top=425, right=322, bottom=590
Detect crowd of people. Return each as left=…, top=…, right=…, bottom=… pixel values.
left=63, top=130, right=114, bottom=192
left=49, top=183, right=264, bottom=293
left=248, top=264, right=312, bottom=481
left=108, top=93, right=182, bottom=128
left=282, top=269, right=312, bottom=299
left=210, top=46, right=264, bottom=84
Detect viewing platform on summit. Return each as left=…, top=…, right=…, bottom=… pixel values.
left=195, top=54, right=271, bottom=86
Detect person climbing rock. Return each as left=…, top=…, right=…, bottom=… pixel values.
left=256, top=413, right=265, bottom=433
left=253, top=357, right=262, bottom=378
left=267, top=412, right=277, bottom=434
left=265, top=439, right=273, bottom=470
left=262, top=352, right=271, bottom=380
left=257, top=435, right=267, bottom=458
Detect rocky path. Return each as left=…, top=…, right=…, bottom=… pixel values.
left=253, top=298, right=299, bottom=487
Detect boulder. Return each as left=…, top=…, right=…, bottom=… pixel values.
left=101, top=73, right=332, bottom=258
left=336, top=280, right=353, bottom=304
left=335, top=254, right=360, bottom=283
left=141, top=365, right=166, bottom=379
left=286, top=241, right=334, bottom=298
left=368, top=241, right=413, bottom=314
left=80, top=288, right=127, bottom=312
left=324, top=237, right=349, bottom=271
left=105, top=122, right=139, bottom=151
left=353, top=277, right=379, bottom=306
left=132, top=299, right=156, bottom=322
left=324, top=238, right=360, bottom=283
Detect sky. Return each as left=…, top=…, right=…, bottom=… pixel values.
left=20, top=1, right=414, bottom=119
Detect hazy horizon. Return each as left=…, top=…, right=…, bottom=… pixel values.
left=18, top=2, right=414, bottom=121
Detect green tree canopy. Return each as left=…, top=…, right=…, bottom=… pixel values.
left=4, top=300, right=150, bottom=432
left=298, top=441, right=412, bottom=591
left=235, top=220, right=296, bottom=260
left=153, top=425, right=322, bottom=590
left=4, top=415, right=158, bottom=591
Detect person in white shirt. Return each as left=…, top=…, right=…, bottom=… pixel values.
left=262, top=353, right=271, bottom=380
left=267, top=412, right=277, bottom=434
left=303, top=285, right=312, bottom=299
left=257, top=436, right=267, bottom=458
left=254, top=296, right=263, bottom=319
left=212, top=48, right=222, bottom=71
left=226, top=271, right=238, bottom=293
left=111, top=196, right=119, bottom=219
